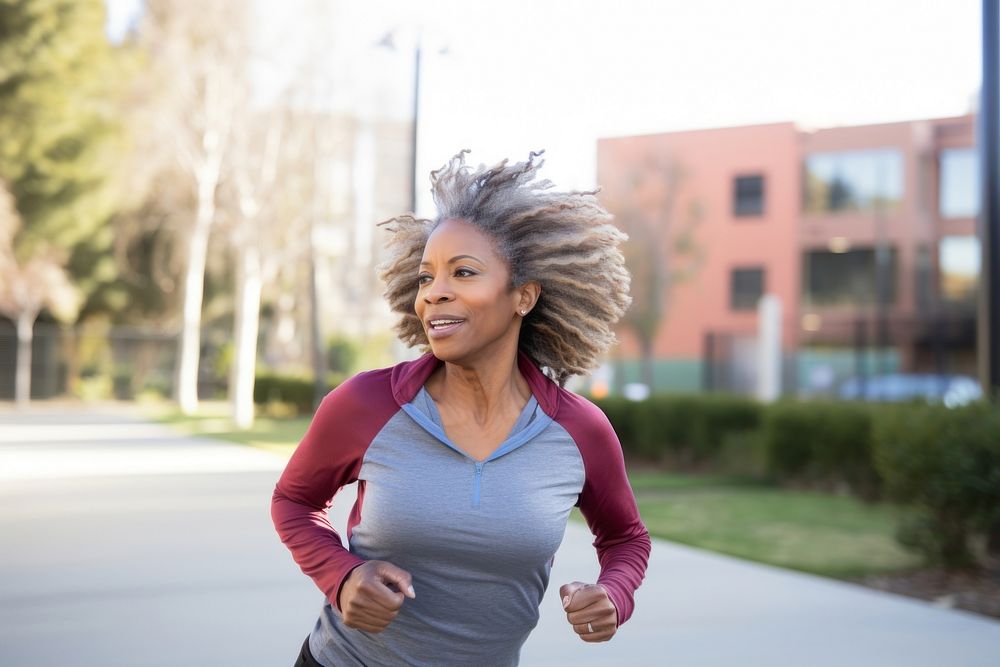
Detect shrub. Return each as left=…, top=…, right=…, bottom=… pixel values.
left=762, top=400, right=879, bottom=498
left=872, top=401, right=1000, bottom=568
left=593, top=396, right=640, bottom=457
left=594, top=393, right=761, bottom=469
left=699, top=395, right=762, bottom=460
left=327, top=337, right=359, bottom=374
left=254, top=372, right=342, bottom=416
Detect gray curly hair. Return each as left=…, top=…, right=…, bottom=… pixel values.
left=377, top=149, right=632, bottom=386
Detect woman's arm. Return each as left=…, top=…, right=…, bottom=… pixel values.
left=556, top=392, right=652, bottom=628
left=270, top=370, right=399, bottom=612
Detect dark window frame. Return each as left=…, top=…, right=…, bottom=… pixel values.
left=730, top=266, right=766, bottom=310
left=802, top=247, right=898, bottom=307
left=733, top=174, right=765, bottom=218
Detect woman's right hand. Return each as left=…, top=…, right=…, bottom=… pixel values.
left=337, top=560, right=416, bottom=633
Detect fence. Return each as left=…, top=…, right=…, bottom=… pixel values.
left=0, top=320, right=228, bottom=401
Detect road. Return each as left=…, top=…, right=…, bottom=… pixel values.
left=1, top=406, right=998, bottom=666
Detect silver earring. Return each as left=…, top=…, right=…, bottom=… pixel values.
left=520, top=310, right=527, bottom=316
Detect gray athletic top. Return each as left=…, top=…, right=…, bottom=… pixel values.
left=272, top=351, right=651, bottom=667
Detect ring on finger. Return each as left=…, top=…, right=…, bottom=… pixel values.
left=587, top=622, right=594, bottom=633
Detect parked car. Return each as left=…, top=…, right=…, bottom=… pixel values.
left=837, top=373, right=983, bottom=408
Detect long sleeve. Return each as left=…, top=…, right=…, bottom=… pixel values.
left=556, top=392, right=652, bottom=627
left=270, top=369, right=399, bottom=611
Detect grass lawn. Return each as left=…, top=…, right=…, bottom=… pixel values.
left=610, top=471, right=925, bottom=580
left=142, top=401, right=307, bottom=458
left=149, top=405, right=923, bottom=581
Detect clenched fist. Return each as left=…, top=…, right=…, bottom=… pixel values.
left=338, top=560, right=415, bottom=633
left=559, top=581, right=618, bottom=643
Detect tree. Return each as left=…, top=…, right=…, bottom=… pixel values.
left=133, top=2, right=338, bottom=425
left=606, top=154, right=705, bottom=391
left=0, top=182, right=80, bottom=404
left=135, top=0, right=250, bottom=414
left=0, top=0, right=126, bottom=402
left=224, top=107, right=284, bottom=429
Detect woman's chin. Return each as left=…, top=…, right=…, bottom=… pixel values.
left=429, top=340, right=492, bottom=367
left=427, top=340, right=462, bottom=362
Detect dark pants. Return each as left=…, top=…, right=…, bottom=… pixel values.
left=293, top=635, right=326, bottom=667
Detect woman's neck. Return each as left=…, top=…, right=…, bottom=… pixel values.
left=427, top=345, right=531, bottom=425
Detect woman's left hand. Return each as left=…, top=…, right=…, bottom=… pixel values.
left=559, top=581, right=618, bottom=643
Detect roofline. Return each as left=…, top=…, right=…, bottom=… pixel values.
left=597, top=113, right=976, bottom=143
left=597, top=120, right=798, bottom=143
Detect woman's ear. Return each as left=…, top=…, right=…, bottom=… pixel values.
left=517, top=281, right=541, bottom=316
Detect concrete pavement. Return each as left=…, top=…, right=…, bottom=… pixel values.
left=1, top=406, right=998, bottom=666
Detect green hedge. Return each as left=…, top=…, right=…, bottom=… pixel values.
left=592, top=397, right=640, bottom=455
left=872, top=401, right=1000, bottom=567
left=594, top=394, right=761, bottom=468
left=595, top=392, right=1000, bottom=569
left=253, top=372, right=342, bottom=416
left=761, top=400, right=880, bottom=499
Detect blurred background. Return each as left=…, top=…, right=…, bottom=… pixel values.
left=1, top=1, right=999, bottom=663
left=0, top=0, right=989, bottom=412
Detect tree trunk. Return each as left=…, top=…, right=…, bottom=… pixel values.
left=230, top=242, right=262, bottom=430
left=175, top=176, right=217, bottom=415
left=15, top=310, right=36, bottom=407
left=307, top=220, right=326, bottom=410
left=639, top=335, right=655, bottom=393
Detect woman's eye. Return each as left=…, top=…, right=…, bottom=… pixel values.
left=417, top=274, right=432, bottom=285
left=455, top=268, right=476, bottom=277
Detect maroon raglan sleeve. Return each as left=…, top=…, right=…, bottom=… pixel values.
left=270, top=369, right=398, bottom=612
left=556, top=392, right=651, bottom=627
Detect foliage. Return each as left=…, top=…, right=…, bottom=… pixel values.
left=0, top=0, right=130, bottom=315
left=0, top=182, right=81, bottom=323
left=594, top=393, right=761, bottom=468
left=599, top=392, right=1000, bottom=572
left=327, top=336, right=359, bottom=374
left=253, top=371, right=343, bottom=416
left=593, top=396, right=640, bottom=455
left=625, top=475, right=923, bottom=579
left=872, top=401, right=1000, bottom=568
left=603, top=155, right=705, bottom=389
left=761, top=400, right=880, bottom=499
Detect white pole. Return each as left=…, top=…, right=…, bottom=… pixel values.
left=756, top=294, right=783, bottom=402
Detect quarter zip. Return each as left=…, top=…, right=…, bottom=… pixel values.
left=401, top=388, right=553, bottom=508
left=472, top=461, right=485, bottom=508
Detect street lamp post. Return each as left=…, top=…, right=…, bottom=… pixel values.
left=377, top=30, right=436, bottom=216
left=874, top=160, right=891, bottom=376
left=980, top=0, right=1000, bottom=397
left=410, top=37, right=421, bottom=214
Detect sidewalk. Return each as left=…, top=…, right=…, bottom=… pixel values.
left=0, top=406, right=998, bottom=666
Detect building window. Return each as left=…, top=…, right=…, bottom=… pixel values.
left=915, top=245, right=933, bottom=313
left=803, top=247, right=897, bottom=307
left=939, top=235, right=979, bottom=303
left=731, top=267, right=765, bottom=310
left=804, top=149, right=903, bottom=213
left=733, top=175, right=765, bottom=217
left=939, top=148, right=978, bottom=218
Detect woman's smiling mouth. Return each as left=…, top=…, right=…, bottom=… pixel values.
left=427, top=318, right=465, bottom=338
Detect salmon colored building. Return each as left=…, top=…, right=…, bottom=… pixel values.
left=596, top=115, right=979, bottom=396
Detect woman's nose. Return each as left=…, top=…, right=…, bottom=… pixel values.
left=424, top=278, right=453, bottom=303
left=427, top=292, right=452, bottom=303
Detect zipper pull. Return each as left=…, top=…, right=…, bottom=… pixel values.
left=472, top=461, right=484, bottom=508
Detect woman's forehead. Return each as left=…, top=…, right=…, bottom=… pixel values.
left=422, top=218, right=498, bottom=258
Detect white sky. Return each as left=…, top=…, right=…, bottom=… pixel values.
left=107, top=0, right=983, bottom=216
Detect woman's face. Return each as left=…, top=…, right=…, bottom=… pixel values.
left=415, top=218, right=534, bottom=364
